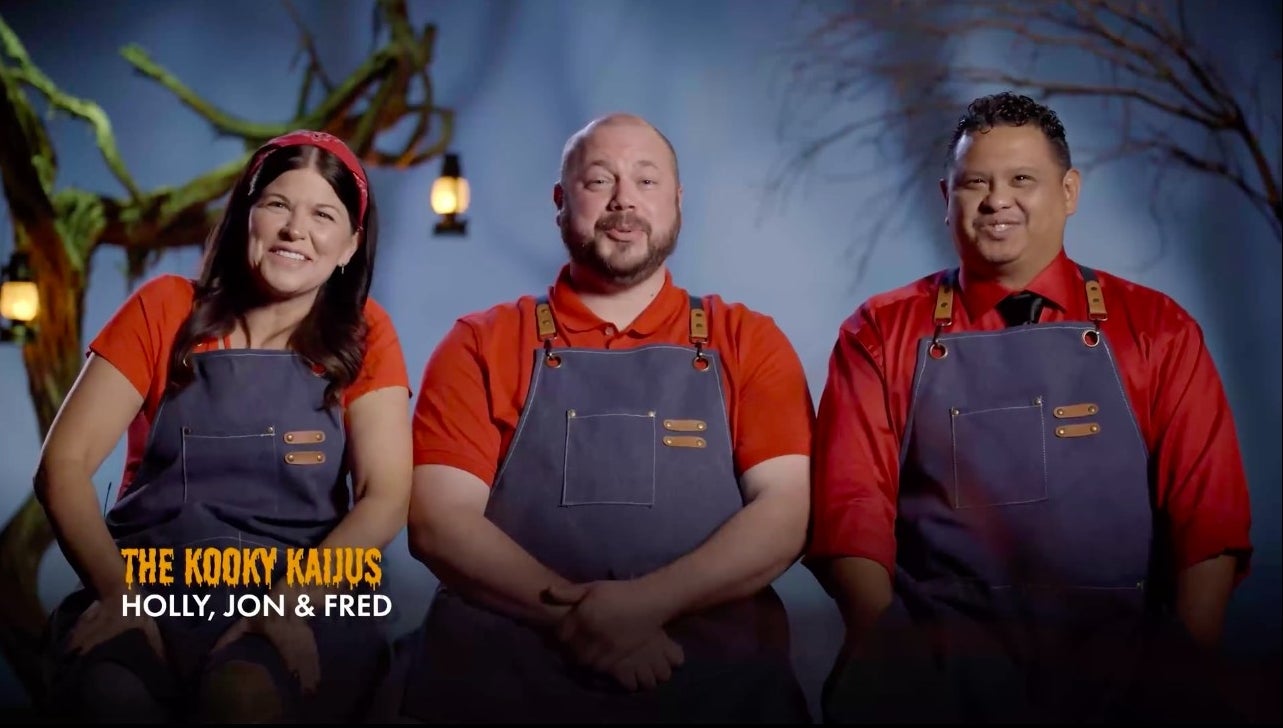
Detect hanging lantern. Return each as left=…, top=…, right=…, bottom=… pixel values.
left=431, top=153, right=470, bottom=236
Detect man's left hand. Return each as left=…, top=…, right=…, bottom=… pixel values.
left=543, top=580, right=675, bottom=671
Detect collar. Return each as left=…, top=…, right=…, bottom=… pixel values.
left=547, top=264, right=688, bottom=336
left=958, top=250, right=1083, bottom=321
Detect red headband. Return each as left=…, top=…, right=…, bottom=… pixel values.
left=246, top=130, right=370, bottom=233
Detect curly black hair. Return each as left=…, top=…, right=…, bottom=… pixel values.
left=946, top=92, right=1072, bottom=171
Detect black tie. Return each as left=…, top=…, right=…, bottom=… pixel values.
left=996, top=291, right=1046, bottom=327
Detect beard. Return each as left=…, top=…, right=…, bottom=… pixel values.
left=560, top=207, right=681, bottom=287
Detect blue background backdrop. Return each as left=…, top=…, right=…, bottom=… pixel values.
left=0, top=0, right=1278, bottom=718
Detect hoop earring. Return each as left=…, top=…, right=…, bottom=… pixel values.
left=340, top=264, right=346, bottom=275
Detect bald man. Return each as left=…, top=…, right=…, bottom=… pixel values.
left=396, top=114, right=814, bottom=722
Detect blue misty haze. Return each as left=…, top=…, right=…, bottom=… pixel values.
left=0, top=0, right=1278, bottom=717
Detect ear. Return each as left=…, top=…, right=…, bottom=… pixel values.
left=1062, top=168, right=1081, bottom=216
left=553, top=182, right=566, bottom=226
left=339, top=232, right=360, bottom=267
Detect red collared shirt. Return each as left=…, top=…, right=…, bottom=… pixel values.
left=412, top=265, right=815, bottom=485
left=807, top=251, right=1253, bottom=580
left=88, top=275, right=409, bottom=496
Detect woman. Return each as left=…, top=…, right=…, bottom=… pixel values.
left=34, top=130, right=412, bottom=723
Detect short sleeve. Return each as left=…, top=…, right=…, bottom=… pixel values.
left=728, top=311, right=815, bottom=474
left=1147, top=309, right=1253, bottom=577
left=87, top=275, right=193, bottom=402
left=344, top=298, right=411, bottom=406
left=411, top=319, right=502, bottom=484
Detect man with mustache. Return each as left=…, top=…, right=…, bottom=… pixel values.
left=808, top=92, right=1253, bottom=723
left=398, top=113, right=814, bottom=723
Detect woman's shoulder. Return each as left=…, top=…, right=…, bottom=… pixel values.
left=128, top=274, right=197, bottom=312
left=361, top=295, right=393, bottom=327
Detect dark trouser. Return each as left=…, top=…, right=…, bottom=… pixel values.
left=822, top=604, right=1242, bottom=724
left=395, top=590, right=810, bottom=724
left=42, top=588, right=389, bottom=723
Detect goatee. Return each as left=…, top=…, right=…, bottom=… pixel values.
left=561, top=210, right=681, bottom=287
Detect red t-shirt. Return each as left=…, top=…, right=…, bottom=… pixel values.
left=412, top=265, right=815, bottom=484
left=807, top=251, right=1253, bottom=579
left=89, top=274, right=409, bottom=495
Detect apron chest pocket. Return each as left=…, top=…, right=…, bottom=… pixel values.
left=182, top=429, right=278, bottom=511
left=950, top=400, right=1049, bottom=509
left=562, top=410, right=657, bottom=506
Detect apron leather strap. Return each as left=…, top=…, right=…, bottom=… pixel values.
left=932, top=265, right=1109, bottom=329
left=689, top=295, right=711, bottom=371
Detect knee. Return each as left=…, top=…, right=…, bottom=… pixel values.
left=195, top=660, right=285, bottom=723
left=67, top=661, right=168, bottom=723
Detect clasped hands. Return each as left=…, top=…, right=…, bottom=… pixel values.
left=542, top=580, right=685, bottom=693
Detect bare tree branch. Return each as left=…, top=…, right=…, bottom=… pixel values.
left=0, top=0, right=456, bottom=703
left=774, top=0, right=1282, bottom=262
left=1, top=24, right=142, bottom=202
left=282, top=0, right=335, bottom=121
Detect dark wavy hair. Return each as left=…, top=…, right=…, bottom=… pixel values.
left=946, top=92, right=1073, bottom=172
left=168, top=145, right=379, bottom=407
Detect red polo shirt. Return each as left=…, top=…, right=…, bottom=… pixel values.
left=90, top=274, right=410, bottom=496
left=807, top=251, right=1253, bottom=580
left=413, top=265, right=815, bottom=484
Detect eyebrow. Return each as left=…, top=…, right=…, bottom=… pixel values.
left=954, top=165, right=1042, bottom=177
left=583, top=159, right=662, bottom=173
left=262, top=192, right=340, bottom=211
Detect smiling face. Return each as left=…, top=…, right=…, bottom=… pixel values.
left=554, top=117, right=683, bottom=287
left=942, top=123, right=1080, bottom=285
left=246, top=166, right=360, bottom=301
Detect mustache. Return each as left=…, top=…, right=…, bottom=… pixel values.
left=596, top=212, right=651, bottom=234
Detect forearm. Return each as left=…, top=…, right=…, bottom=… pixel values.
left=1175, top=554, right=1236, bottom=649
left=826, top=556, right=893, bottom=647
left=35, top=459, right=129, bottom=600
left=316, top=488, right=406, bottom=552
left=410, top=514, right=573, bottom=628
left=264, top=489, right=407, bottom=602
left=636, top=487, right=807, bottom=621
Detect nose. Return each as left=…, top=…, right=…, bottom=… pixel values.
left=608, top=179, right=639, bottom=211
left=980, top=183, right=1013, bottom=212
left=278, top=215, right=306, bottom=241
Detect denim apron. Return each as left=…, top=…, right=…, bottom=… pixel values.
left=46, top=342, right=386, bottom=721
left=400, top=296, right=810, bottom=723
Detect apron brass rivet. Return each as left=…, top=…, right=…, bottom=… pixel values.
left=950, top=408, right=959, bottom=416
left=1054, top=408, right=1063, bottom=416
left=267, top=426, right=275, bottom=434
left=286, top=454, right=295, bottom=463
left=663, top=437, right=673, bottom=445
left=315, top=433, right=323, bottom=441
left=316, top=454, right=324, bottom=462
left=285, top=434, right=294, bottom=442
left=567, top=409, right=576, bottom=418
left=1091, top=425, right=1099, bottom=433
left=1034, top=396, right=1043, bottom=405
left=1089, top=406, right=1098, bottom=414
left=1057, top=428, right=1065, bottom=436
left=698, top=423, right=705, bottom=430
